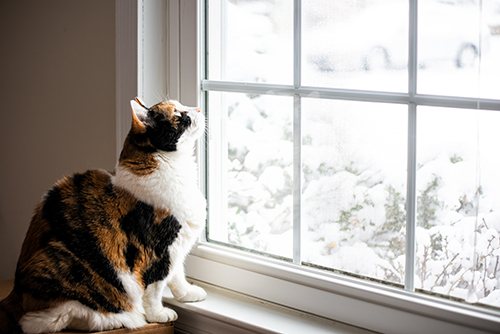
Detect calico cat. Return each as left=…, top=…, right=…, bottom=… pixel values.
left=0, top=98, right=207, bottom=333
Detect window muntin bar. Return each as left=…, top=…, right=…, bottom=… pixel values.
left=293, top=0, right=302, bottom=265
left=202, top=80, right=500, bottom=110
left=293, top=94, right=302, bottom=265
left=405, top=0, right=418, bottom=293
left=405, top=102, right=417, bottom=292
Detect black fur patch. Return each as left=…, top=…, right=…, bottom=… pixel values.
left=143, top=255, right=170, bottom=287
left=146, top=122, right=182, bottom=152
left=120, top=201, right=182, bottom=286
left=124, top=243, right=139, bottom=270
left=146, top=109, right=191, bottom=152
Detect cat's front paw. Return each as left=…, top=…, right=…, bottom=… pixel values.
left=173, top=284, right=207, bottom=303
left=145, top=307, right=178, bottom=323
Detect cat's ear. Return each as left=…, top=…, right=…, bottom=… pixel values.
left=130, top=99, right=148, bottom=133
left=135, top=97, right=147, bottom=108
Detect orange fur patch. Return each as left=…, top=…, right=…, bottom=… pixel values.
left=119, top=136, right=159, bottom=176
left=149, top=101, right=181, bottom=130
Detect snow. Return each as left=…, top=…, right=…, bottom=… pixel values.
left=207, top=0, right=500, bottom=309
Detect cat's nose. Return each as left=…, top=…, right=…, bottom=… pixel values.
left=196, top=108, right=201, bottom=113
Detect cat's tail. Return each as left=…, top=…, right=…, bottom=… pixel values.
left=0, top=290, right=24, bottom=334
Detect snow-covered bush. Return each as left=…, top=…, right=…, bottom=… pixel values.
left=225, top=91, right=500, bottom=308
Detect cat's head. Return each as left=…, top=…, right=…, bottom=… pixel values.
left=128, top=97, right=205, bottom=152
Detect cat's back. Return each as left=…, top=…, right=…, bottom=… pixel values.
left=22, top=169, right=135, bottom=256
left=40, top=168, right=136, bottom=230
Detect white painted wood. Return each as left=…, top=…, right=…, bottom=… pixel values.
left=115, top=0, right=138, bottom=159
left=186, top=243, right=500, bottom=334
left=139, top=0, right=169, bottom=106
left=163, top=280, right=376, bottom=334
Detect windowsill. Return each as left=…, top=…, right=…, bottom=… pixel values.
left=173, top=243, right=500, bottom=334
left=162, top=280, right=376, bottom=334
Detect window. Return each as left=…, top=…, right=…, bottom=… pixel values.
left=143, top=0, right=500, bottom=332
left=204, top=0, right=500, bottom=307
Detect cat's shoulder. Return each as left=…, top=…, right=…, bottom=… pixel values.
left=51, top=169, right=114, bottom=190
left=41, top=169, right=123, bottom=206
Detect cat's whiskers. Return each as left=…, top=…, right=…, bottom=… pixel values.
left=152, top=92, right=170, bottom=104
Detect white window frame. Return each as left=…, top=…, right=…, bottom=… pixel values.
left=116, top=1, right=500, bottom=333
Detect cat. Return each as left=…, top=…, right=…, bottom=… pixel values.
left=0, top=98, right=207, bottom=333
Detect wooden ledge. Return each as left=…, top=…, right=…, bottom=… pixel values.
left=0, top=280, right=174, bottom=334
left=51, top=323, right=173, bottom=334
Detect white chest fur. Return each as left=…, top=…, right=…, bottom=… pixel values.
left=112, top=150, right=207, bottom=231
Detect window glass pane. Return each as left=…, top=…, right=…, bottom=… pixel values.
left=417, top=0, right=500, bottom=99
left=416, top=107, right=500, bottom=308
left=207, top=0, right=293, bottom=84
left=302, top=0, right=408, bottom=92
left=302, top=99, right=408, bottom=284
left=207, top=92, right=294, bottom=259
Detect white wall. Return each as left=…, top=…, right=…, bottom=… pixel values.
left=0, top=0, right=117, bottom=280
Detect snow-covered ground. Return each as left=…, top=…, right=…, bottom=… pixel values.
left=207, top=0, right=500, bottom=308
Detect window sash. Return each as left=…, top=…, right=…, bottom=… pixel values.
left=202, top=0, right=500, bottom=294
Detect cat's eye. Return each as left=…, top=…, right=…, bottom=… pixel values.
left=174, top=110, right=182, bottom=117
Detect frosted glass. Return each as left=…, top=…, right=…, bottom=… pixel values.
left=302, top=0, right=408, bottom=92
left=301, top=99, right=408, bottom=283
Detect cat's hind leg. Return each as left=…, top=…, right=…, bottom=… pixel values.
left=20, top=301, right=90, bottom=334
left=143, top=279, right=178, bottom=323
left=20, top=300, right=148, bottom=333
left=20, top=304, right=73, bottom=334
